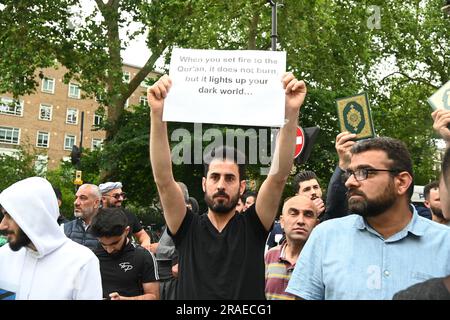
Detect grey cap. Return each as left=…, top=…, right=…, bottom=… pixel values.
left=98, top=182, right=123, bottom=195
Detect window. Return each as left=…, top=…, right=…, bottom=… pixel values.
left=139, top=96, right=148, bottom=106
left=66, top=108, right=78, bottom=124
left=39, top=104, right=52, bottom=121
left=68, top=83, right=81, bottom=99
left=0, top=97, right=23, bottom=116
left=64, top=134, right=76, bottom=150
left=36, top=131, right=49, bottom=148
left=42, top=77, right=55, bottom=94
left=92, top=138, right=103, bottom=150
left=0, top=126, right=20, bottom=144
left=93, top=114, right=102, bottom=126
left=123, top=71, right=130, bottom=83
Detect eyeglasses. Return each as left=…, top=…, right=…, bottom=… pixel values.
left=105, top=192, right=126, bottom=200
left=342, top=168, right=399, bottom=182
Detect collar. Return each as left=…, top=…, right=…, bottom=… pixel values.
left=353, top=204, right=426, bottom=241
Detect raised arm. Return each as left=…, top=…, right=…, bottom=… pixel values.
left=322, top=132, right=356, bottom=221
left=256, top=73, right=307, bottom=231
left=432, top=109, right=450, bottom=148
left=148, top=75, right=188, bottom=235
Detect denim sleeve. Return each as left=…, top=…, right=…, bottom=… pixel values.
left=322, top=166, right=348, bottom=221
left=285, top=228, right=325, bottom=300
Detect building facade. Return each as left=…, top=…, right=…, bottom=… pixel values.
left=0, top=64, right=157, bottom=170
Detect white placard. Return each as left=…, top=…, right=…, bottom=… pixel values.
left=428, top=80, right=450, bottom=110
left=163, top=48, right=286, bottom=127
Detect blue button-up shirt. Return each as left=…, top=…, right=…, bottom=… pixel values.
left=286, top=207, right=450, bottom=300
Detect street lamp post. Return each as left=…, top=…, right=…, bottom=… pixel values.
left=268, top=0, right=277, bottom=51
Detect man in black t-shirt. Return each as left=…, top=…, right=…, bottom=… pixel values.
left=90, top=207, right=159, bottom=300
left=99, top=181, right=152, bottom=251
left=148, top=73, right=307, bottom=299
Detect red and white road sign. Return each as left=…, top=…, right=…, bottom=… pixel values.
left=294, top=126, right=305, bottom=158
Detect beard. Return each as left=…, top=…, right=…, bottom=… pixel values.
left=7, top=228, right=32, bottom=252
left=347, top=181, right=396, bottom=218
left=430, top=205, right=444, bottom=220
left=204, top=189, right=240, bottom=215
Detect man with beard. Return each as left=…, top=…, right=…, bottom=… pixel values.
left=424, top=181, right=450, bottom=226
left=148, top=73, right=306, bottom=299
left=99, top=182, right=152, bottom=251
left=0, top=177, right=102, bottom=299
left=286, top=137, right=450, bottom=300
left=90, top=207, right=159, bottom=300
left=63, top=183, right=102, bottom=250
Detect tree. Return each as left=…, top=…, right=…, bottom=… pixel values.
left=1, top=0, right=448, bottom=216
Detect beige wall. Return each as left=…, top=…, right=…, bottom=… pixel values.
left=0, top=63, right=159, bottom=170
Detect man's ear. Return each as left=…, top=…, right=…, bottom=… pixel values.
left=423, top=200, right=431, bottom=209
left=395, top=172, right=413, bottom=196
left=202, top=177, right=206, bottom=192
left=239, top=180, right=246, bottom=196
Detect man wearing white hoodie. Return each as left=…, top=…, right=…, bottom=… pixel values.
left=0, top=177, right=102, bottom=300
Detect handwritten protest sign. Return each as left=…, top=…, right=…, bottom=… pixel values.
left=163, top=48, right=286, bottom=127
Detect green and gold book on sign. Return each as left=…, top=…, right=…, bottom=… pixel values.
left=336, top=92, right=375, bottom=140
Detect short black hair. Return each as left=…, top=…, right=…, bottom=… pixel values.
left=293, top=170, right=319, bottom=189
left=351, top=137, right=414, bottom=198
left=423, top=181, right=439, bottom=201
left=243, top=191, right=257, bottom=202
left=90, top=207, right=128, bottom=238
left=203, top=145, right=246, bottom=181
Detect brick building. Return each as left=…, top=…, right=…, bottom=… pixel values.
left=0, top=64, right=158, bottom=170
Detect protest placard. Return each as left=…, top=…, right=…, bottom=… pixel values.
left=163, top=48, right=286, bottom=127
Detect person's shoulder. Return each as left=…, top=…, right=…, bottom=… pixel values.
left=61, top=239, right=98, bottom=260
left=417, top=215, right=450, bottom=235
left=266, top=244, right=282, bottom=257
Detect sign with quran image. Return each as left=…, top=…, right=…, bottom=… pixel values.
left=428, top=80, right=450, bottom=110
left=336, top=92, right=375, bottom=140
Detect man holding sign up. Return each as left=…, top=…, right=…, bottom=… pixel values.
left=148, top=50, right=306, bottom=299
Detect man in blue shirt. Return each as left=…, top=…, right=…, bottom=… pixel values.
left=286, top=137, right=450, bottom=300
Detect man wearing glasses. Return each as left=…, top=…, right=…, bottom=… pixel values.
left=99, top=182, right=151, bottom=251
left=286, top=137, right=450, bottom=300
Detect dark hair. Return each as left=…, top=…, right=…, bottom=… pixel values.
left=187, top=196, right=199, bottom=214
left=203, top=145, right=246, bottom=181
left=53, top=187, right=62, bottom=201
left=423, top=181, right=439, bottom=200
left=293, top=170, right=319, bottom=189
left=90, top=207, right=128, bottom=238
left=351, top=137, right=414, bottom=198
left=243, top=191, right=257, bottom=202
left=441, top=147, right=450, bottom=188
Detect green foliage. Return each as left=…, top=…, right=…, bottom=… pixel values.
left=1, top=0, right=449, bottom=221
left=0, top=147, right=42, bottom=192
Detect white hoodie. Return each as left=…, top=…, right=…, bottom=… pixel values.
left=0, top=177, right=102, bottom=300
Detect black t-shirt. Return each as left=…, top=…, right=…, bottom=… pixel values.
left=122, top=209, right=143, bottom=237
left=168, top=205, right=269, bottom=300
left=94, top=241, right=159, bottom=299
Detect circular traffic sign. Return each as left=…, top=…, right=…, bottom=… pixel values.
left=294, top=126, right=305, bottom=158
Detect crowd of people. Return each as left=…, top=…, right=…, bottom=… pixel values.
left=1, top=73, right=450, bottom=300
